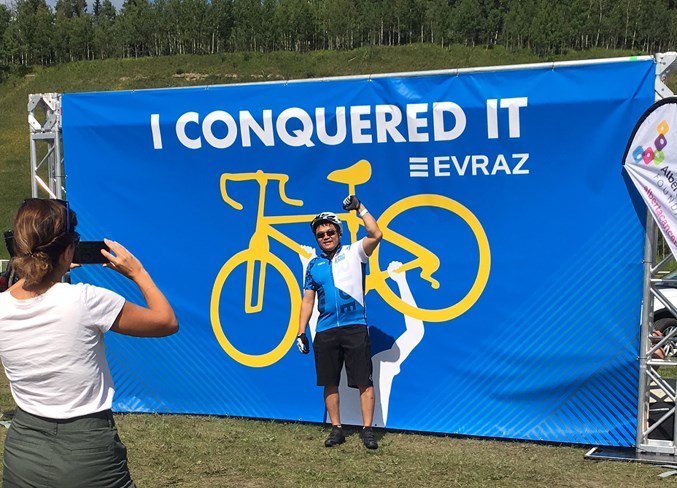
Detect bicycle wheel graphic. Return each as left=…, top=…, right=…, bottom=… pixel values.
left=370, top=194, right=491, bottom=323
left=210, top=249, right=300, bottom=367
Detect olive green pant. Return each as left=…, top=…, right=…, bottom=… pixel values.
left=2, top=408, right=136, bottom=488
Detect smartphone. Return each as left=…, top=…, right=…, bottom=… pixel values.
left=73, top=241, right=109, bottom=264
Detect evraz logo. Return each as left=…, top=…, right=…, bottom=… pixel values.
left=633, top=119, right=669, bottom=165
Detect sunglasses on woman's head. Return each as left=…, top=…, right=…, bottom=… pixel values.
left=22, top=198, right=75, bottom=234
left=315, top=229, right=337, bottom=239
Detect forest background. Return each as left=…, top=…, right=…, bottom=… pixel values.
left=0, top=0, right=677, bottom=67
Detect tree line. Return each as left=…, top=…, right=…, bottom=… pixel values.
left=1, top=0, right=677, bottom=67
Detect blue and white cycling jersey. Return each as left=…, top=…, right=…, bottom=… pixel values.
left=303, top=239, right=368, bottom=333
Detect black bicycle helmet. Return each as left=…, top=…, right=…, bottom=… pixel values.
left=310, top=212, right=342, bottom=234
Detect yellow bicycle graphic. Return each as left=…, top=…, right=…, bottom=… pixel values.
left=210, top=159, right=491, bottom=368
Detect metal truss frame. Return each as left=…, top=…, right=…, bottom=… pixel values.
left=635, top=51, right=677, bottom=458
left=28, top=93, right=64, bottom=199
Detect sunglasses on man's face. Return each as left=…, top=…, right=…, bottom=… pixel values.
left=315, top=229, right=337, bottom=239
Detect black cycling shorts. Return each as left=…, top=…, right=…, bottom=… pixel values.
left=313, top=325, right=373, bottom=388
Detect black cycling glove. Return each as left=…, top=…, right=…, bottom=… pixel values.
left=342, top=195, right=360, bottom=211
left=296, top=333, right=310, bottom=354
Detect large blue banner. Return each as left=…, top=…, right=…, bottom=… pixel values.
left=62, top=57, right=655, bottom=446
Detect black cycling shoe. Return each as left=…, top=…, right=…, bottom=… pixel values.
left=325, top=426, right=346, bottom=447
left=361, top=427, right=378, bottom=449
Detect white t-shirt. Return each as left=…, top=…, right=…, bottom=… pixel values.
left=0, top=282, right=125, bottom=419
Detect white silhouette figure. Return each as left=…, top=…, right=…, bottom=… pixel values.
left=299, top=246, right=425, bottom=427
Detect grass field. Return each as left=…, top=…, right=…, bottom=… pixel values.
left=0, top=370, right=674, bottom=488
left=0, top=370, right=673, bottom=487
left=2, top=44, right=677, bottom=486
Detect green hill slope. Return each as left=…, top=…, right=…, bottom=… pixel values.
left=0, top=45, right=669, bottom=256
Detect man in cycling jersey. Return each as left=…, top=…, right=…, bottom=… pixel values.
left=296, top=195, right=382, bottom=449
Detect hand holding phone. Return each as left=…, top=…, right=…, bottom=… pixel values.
left=101, top=239, right=148, bottom=282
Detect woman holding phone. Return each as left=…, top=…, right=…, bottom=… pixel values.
left=0, top=198, right=178, bottom=487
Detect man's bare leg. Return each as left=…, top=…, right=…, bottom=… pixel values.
left=324, top=386, right=341, bottom=426
left=358, top=385, right=375, bottom=427
left=359, top=385, right=378, bottom=449
left=324, top=386, right=345, bottom=447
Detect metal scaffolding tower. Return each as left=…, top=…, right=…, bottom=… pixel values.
left=635, top=52, right=677, bottom=457
left=28, top=93, right=64, bottom=200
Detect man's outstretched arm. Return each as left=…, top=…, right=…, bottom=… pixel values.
left=343, top=195, right=382, bottom=256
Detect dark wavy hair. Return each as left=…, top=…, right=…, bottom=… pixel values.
left=11, top=199, right=78, bottom=287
